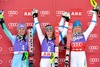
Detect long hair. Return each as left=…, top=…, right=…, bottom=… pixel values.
left=23, top=34, right=26, bottom=42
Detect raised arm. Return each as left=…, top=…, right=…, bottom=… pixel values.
left=83, top=10, right=97, bottom=41
left=59, top=21, right=68, bottom=43
left=59, top=12, right=70, bottom=43
left=58, top=17, right=65, bottom=32
left=32, top=9, right=44, bottom=44
left=0, top=10, right=15, bottom=42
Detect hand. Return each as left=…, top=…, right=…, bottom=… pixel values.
left=0, top=10, right=4, bottom=19
left=32, top=9, right=38, bottom=18
left=94, top=6, right=100, bottom=17
left=22, top=52, right=28, bottom=61
left=0, top=10, right=4, bottom=15
left=0, top=10, right=4, bottom=25
left=92, top=6, right=100, bottom=14
left=90, top=10, right=97, bottom=14
left=0, top=10, right=5, bottom=29
left=62, top=12, right=70, bottom=22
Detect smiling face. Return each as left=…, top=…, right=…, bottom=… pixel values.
left=46, top=30, right=53, bottom=38
left=45, top=25, right=54, bottom=39
left=17, top=28, right=26, bottom=35
left=73, top=26, right=82, bottom=35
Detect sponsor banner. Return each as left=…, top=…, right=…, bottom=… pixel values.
left=70, top=8, right=83, bottom=17
left=23, top=9, right=32, bottom=17
left=8, top=47, right=13, bottom=53
left=8, top=10, right=18, bottom=17
left=88, top=34, right=98, bottom=40
left=87, top=10, right=93, bottom=16
left=87, top=54, right=100, bottom=67
left=0, top=0, right=8, bottom=1
left=0, top=47, right=2, bottom=52
left=0, top=60, right=2, bottom=64
left=40, top=10, right=50, bottom=17
left=86, top=45, right=100, bottom=53
left=0, top=35, right=2, bottom=39
left=56, top=10, right=65, bottom=17
left=40, top=22, right=50, bottom=28
left=0, top=0, right=100, bottom=67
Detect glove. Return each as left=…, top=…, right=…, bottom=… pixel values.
left=0, top=10, right=4, bottom=19
left=22, top=52, right=28, bottom=61
left=95, top=6, right=100, bottom=17
left=92, top=6, right=100, bottom=17
left=92, top=6, right=99, bottom=13
left=0, top=10, right=5, bottom=29
left=32, top=9, right=38, bottom=18
left=50, top=53, right=56, bottom=64
left=90, top=10, right=97, bottom=14
left=62, top=12, right=70, bottom=22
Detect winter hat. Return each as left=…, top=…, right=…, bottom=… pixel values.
left=45, top=25, right=54, bottom=32
left=73, top=20, right=82, bottom=28
left=17, top=22, right=26, bottom=30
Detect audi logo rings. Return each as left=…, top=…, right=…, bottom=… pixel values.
left=8, top=23, right=18, bottom=27
left=0, top=35, right=2, bottom=39
left=0, top=47, right=2, bottom=51
left=88, top=46, right=99, bottom=50
left=89, top=58, right=100, bottom=63
left=87, top=10, right=92, bottom=16
left=25, top=23, right=33, bottom=26
left=8, top=11, right=18, bottom=15
left=56, top=11, right=65, bottom=15
left=0, top=60, right=2, bottom=64
left=40, top=11, right=50, bottom=15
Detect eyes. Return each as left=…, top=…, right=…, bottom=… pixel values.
left=74, top=26, right=81, bottom=28
left=46, top=30, right=53, bottom=33
left=74, top=26, right=81, bottom=29
left=19, top=28, right=25, bottom=31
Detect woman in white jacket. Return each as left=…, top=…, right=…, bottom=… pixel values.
left=32, top=9, right=70, bottom=67
left=70, top=10, right=97, bottom=67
